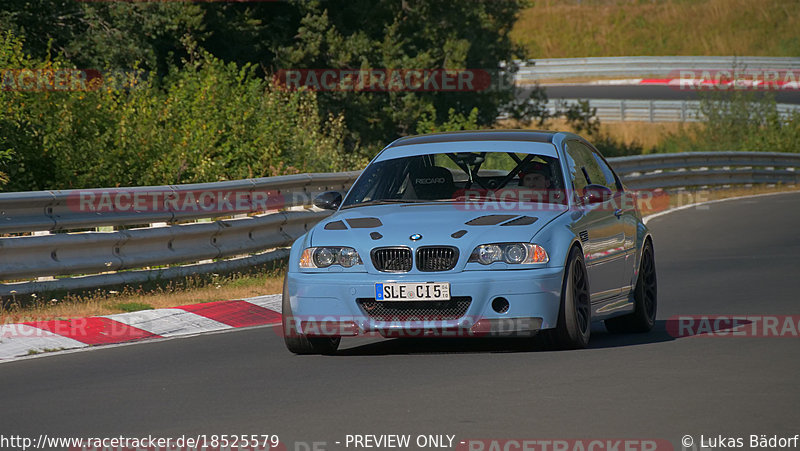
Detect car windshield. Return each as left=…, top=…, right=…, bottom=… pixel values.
left=342, top=150, right=566, bottom=208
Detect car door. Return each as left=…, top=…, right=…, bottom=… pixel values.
left=564, top=140, right=627, bottom=300
left=591, top=151, right=639, bottom=292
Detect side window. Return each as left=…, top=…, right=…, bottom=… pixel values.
left=564, top=141, right=608, bottom=196
left=592, top=152, right=620, bottom=192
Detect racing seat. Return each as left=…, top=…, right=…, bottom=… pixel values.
left=409, top=166, right=456, bottom=200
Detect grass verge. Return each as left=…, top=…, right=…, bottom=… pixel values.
left=1, top=261, right=286, bottom=323
left=512, top=0, right=799, bottom=58
left=506, top=117, right=687, bottom=151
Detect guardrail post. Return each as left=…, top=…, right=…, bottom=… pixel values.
left=32, top=231, right=56, bottom=281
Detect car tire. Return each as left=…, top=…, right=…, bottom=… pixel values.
left=541, top=246, right=591, bottom=349
left=604, top=239, right=657, bottom=333
left=282, top=276, right=341, bottom=355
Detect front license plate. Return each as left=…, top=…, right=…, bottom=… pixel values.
left=375, top=282, right=451, bottom=301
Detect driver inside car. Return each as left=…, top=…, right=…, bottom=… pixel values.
left=517, top=162, right=561, bottom=204
left=519, top=162, right=552, bottom=190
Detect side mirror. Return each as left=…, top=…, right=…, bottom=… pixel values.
left=313, top=191, right=343, bottom=210
left=582, top=184, right=613, bottom=205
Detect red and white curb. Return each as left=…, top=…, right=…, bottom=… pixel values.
left=539, top=78, right=799, bottom=89
left=639, top=78, right=799, bottom=89
left=0, top=294, right=282, bottom=362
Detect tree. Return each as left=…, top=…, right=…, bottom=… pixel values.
left=0, top=0, right=556, bottom=190
left=0, top=32, right=361, bottom=192
left=0, top=0, right=204, bottom=75
left=273, top=0, right=533, bottom=151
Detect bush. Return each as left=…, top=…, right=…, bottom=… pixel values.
left=656, top=91, right=800, bottom=154
left=0, top=32, right=363, bottom=192
left=591, top=134, right=646, bottom=158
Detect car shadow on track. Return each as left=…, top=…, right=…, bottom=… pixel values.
left=335, top=320, right=677, bottom=356
left=588, top=320, right=677, bottom=349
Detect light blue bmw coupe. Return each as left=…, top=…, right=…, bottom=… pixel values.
left=282, top=130, right=657, bottom=353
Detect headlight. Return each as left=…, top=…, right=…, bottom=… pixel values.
left=469, top=243, right=549, bottom=265
left=336, top=247, right=361, bottom=267
left=300, top=247, right=363, bottom=268
left=475, top=245, right=503, bottom=265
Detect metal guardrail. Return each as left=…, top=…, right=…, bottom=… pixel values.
left=545, top=98, right=800, bottom=123
left=611, top=152, right=800, bottom=190
left=514, top=56, right=800, bottom=81
left=0, top=172, right=361, bottom=295
left=0, top=172, right=360, bottom=234
left=1, top=210, right=330, bottom=280
left=1, top=152, right=799, bottom=295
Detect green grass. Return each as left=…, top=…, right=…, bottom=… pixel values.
left=512, top=0, right=800, bottom=58
left=115, top=302, right=154, bottom=313
left=1, top=259, right=287, bottom=322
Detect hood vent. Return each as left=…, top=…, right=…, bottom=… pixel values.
left=324, top=220, right=347, bottom=230
left=501, top=216, right=538, bottom=226
left=347, top=217, right=383, bottom=228
left=465, top=214, right=517, bottom=226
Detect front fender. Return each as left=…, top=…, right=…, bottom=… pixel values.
left=531, top=211, right=583, bottom=271
left=287, top=233, right=310, bottom=274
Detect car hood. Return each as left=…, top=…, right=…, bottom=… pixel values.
left=309, top=203, right=568, bottom=249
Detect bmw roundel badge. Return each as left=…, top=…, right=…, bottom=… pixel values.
left=409, top=233, right=422, bottom=241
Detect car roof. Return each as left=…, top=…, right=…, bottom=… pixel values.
left=386, top=130, right=560, bottom=148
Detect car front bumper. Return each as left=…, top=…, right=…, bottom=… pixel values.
left=284, top=267, right=565, bottom=337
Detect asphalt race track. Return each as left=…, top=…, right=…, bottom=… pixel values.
left=520, top=84, right=800, bottom=105
left=2, top=192, right=799, bottom=450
